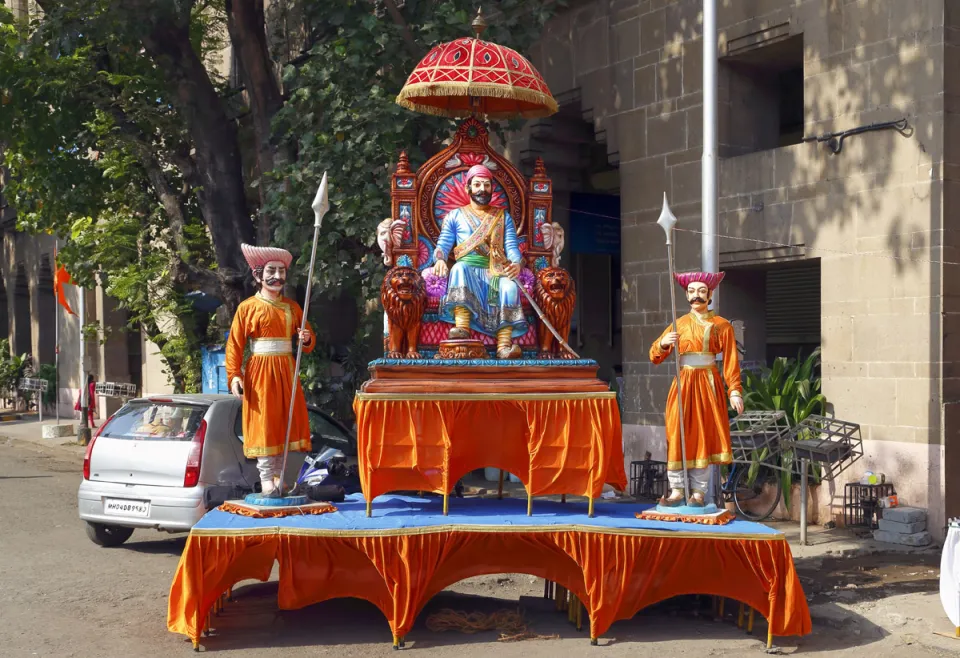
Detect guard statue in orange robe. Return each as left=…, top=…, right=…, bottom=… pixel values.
left=650, top=272, right=744, bottom=507
left=226, top=244, right=315, bottom=495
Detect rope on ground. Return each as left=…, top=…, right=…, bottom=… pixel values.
left=425, top=608, right=559, bottom=642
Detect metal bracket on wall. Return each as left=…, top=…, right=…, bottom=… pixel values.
left=803, top=118, right=911, bottom=155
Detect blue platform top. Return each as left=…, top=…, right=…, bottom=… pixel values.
left=370, top=358, right=599, bottom=368
left=196, top=493, right=782, bottom=539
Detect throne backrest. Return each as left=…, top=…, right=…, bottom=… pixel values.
left=389, top=117, right=555, bottom=275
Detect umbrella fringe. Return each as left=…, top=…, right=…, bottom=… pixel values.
left=396, top=82, right=558, bottom=119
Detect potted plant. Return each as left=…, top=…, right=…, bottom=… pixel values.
left=741, top=347, right=827, bottom=511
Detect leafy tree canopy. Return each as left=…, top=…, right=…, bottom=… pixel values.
left=0, top=0, right=560, bottom=418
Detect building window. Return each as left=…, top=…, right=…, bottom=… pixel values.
left=719, top=35, right=804, bottom=156
left=722, top=259, right=821, bottom=367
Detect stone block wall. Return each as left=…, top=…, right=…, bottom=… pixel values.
left=522, top=0, right=953, bottom=536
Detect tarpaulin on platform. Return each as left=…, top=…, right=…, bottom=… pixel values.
left=352, top=393, right=627, bottom=500
left=167, top=495, right=811, bottom=645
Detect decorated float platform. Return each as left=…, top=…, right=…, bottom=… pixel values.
left=167, top=493, right=812, bottom=650
left=166, top=12, right=811, bottom=653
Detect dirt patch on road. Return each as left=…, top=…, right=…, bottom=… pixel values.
left=797, top=552, right=941, bottom=605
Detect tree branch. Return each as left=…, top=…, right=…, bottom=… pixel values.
left=382, top=0, right=419, bottom=57
left=105, top=106, right=191, bottom=258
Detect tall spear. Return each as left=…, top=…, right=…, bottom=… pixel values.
left=275, top=173, right=330, bottom=497
left=656, top=193, right=691, bottom=504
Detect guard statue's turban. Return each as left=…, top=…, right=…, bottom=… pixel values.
left=241, top=243, right=293, bottom=270
left=674, top=271, right=725, bottom=290
left=465, top=164, right=493, bottom=184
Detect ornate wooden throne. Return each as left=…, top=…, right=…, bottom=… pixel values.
left=384, top=117, right=558, bottom=358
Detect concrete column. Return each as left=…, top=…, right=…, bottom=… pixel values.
left=24, top=241, right=43, bottom=365
left=95, top=284, right=131, bottom=418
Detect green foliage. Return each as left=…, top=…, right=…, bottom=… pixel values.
left=0, top=340, right=27, bottom=398
left=36, top=363, right=58, bottom=407
left=741, top=347, right=827, bottom=509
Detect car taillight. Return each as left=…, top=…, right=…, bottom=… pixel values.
left=82, top=419, right=110, bottom=480
left=183, top=419, right=207, bottom=488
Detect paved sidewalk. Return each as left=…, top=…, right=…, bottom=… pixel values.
left=0, top=417, right=87, bottom=458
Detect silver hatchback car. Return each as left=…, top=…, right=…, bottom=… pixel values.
left=77, top=394, right=356, bottom=547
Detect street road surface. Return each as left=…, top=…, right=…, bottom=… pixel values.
left=0, top=436, right=954, bottom=657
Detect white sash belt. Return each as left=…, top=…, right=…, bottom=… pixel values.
left=679, top=352, right=717, bottom=368
left=250, top=338, right=292, bottom=356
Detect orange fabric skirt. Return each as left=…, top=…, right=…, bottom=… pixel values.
left=241, top=354, right=311, bottom=458
left=665, top=366, right=732, bottom=470
left=167, top=526, right=811, bottom=643
left=353, top=394, right=627, bottom=500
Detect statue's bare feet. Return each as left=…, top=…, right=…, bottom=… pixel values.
left=448, top=327, right=471, bottom=340
left=497, top=344, right=522, bottom=359
left=407, top=351, right=422, bottom=359
left=538, top=351, right=556, bottom=360
left=659, top=488, right=685, bottom=507
left=688, top=491, right=705, bottom=507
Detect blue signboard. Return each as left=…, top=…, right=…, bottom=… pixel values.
left=569, top=192, right=621, bottom=255
left=201, top=331, right=230, bottom=394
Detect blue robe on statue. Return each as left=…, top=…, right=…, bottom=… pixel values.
left=434, top=206, right=528, bottom=338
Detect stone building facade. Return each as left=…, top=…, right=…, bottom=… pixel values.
left=509, top=0, right=958, bottom=537
left=0, top=219, right=173, bottom=418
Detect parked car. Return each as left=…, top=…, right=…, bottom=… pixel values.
left=77, top=394, right=356, bottom=547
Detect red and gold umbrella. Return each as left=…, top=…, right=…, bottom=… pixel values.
left=396, top=9, right=558, bottom=120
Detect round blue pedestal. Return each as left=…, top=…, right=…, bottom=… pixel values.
left=243, top=493, right=309, bottom=506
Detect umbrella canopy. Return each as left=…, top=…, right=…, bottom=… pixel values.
left=396, top=12, right=557, bottom=120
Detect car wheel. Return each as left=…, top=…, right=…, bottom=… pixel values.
left=85, top=522, right=134, bottom=547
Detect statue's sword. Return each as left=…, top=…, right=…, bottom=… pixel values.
left=514, top=282, right=581, bottom=359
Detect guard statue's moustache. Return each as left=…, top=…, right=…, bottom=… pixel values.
left=689, top=297, right=707, bottom=305
left=265, top=278, right=285, bottom=287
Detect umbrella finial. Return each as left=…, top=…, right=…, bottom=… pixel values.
left=472, top=6, right=488, bottom=39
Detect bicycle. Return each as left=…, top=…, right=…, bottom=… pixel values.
left=719, top=410, right=791, bottom=522
left=719, top=458, right=783, bottom=522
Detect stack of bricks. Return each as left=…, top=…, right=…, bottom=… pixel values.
left=872, top=507, right=933, bottom=547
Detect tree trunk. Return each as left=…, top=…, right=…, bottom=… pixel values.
left=139, top=16, right=254, bottom=316
left=226, top=0, right=286, bottom=247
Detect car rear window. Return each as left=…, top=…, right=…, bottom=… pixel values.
left=99, top=402, right=208, bottom=441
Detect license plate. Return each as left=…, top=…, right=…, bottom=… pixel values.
left=104, top=498, right=150, bottom=518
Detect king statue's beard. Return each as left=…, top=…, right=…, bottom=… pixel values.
left=470, top=190, right=492, bottom=206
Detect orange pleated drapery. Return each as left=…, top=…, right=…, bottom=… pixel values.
left=167, top=526, right=812, bottom=644
left=352, top=393, right=628, bottom=500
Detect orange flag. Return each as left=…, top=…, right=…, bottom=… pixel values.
left=53, top=263, right=77, bottom=316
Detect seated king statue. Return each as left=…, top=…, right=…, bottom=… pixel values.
left=431, top=164, right=527, bottom=359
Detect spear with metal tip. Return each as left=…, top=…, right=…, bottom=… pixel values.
left=275, top=173, right=330, bottom=497
left=656, top=193, right=691, bottom=504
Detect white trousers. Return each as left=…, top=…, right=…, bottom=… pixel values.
left=667, top=467, right=710, bottom=495
left=257, top=455, right=283, bottom=493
